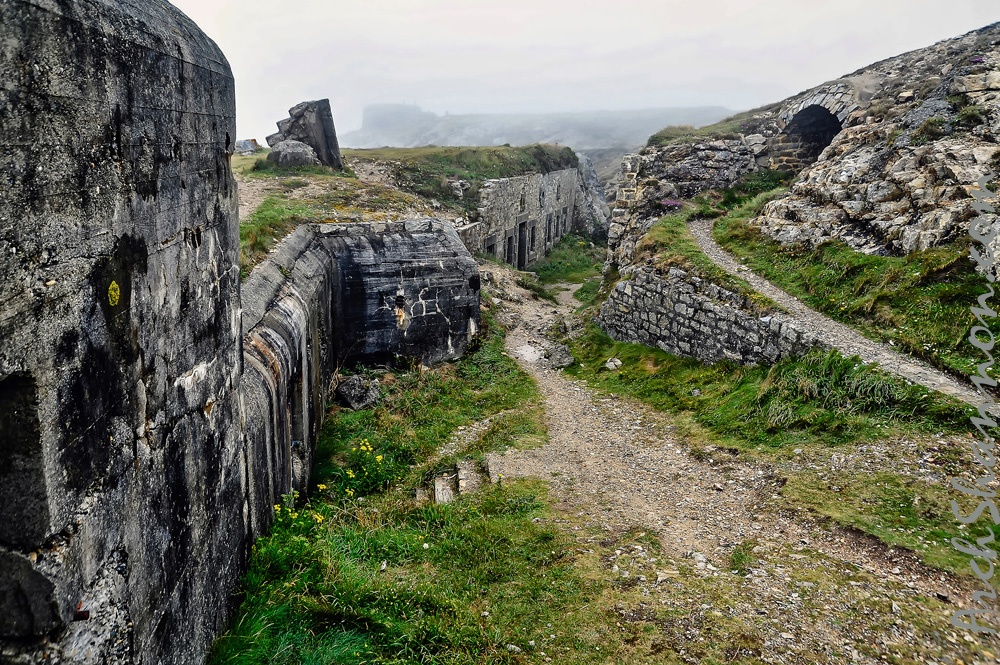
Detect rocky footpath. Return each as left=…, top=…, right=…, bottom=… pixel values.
left=480, top=263, right=1000, bottom=665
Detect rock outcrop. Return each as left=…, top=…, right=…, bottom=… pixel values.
left=267, top=99, right=344, bottom=170
left=235, top=138, right=264, bottom=155
left=615, top=22, right=1000, bottom=258
left=267, top=139, right=321, bottom=167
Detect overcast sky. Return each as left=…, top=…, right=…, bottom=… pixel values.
left=169, top=0, right=1000, bottom=142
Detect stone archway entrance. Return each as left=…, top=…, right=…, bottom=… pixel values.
left=769, top=104, right=843, bottom=171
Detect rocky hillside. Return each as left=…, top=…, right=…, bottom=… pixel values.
left=612, top=22, right=1000, bottom=260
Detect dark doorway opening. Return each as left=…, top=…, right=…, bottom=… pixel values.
left=782, top=105, right=842, bottom=166
left=517, top=222, right=527, bottom=270
left=505, top=235, right=515, bottom=266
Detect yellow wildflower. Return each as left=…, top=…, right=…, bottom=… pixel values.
left=317, top=484, right=327, bottom=491
left=274, top=504, right=281, bottom=512
left=375, top=455, right=383, bottom=463
left=312, top=513, right=324, bottom=523
left=346, top=469, right=356, bottom=478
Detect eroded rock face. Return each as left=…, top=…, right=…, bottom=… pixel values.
left=746, top=23, right=1000, bottom=256
left=755, top=100, right=1000, bottom=255
left=611, top=23, right=1000, bottom=259
left=266, top=99, right=344, bottom=169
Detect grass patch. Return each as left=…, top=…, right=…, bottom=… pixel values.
left=313, top=309, right=538, bottom=496
left=247, top=156, right=346, bottom=178
left=239, top=176, right=435, bottom=275
left=714, top=211, right=996, bottom=378
left=567, top=324, right=969, bottom=450
left=780, top=471, right=1000, bottom=575
left=531, top=233, right=605, bottom=284
left=514, top=274, right=558, bottom=303
left=728, top=540, right=757, bottom=576
left=646, top=105, right=781, bottom=148
left=240, top=195, right=315, bottom=272
left=564, top=324, right=995, bottom=575
left=210, top=308, right=635, bottom=665
left=210, top=481, right=615, bottom=665
left=232, top=150, right=268, bottom=175
left=343, top=145, right=578, bottom=212
left=637, top=206, right=775, bottom=313
left=573, top=278, right=602, bottom=306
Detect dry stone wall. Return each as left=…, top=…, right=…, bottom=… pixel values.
left=597, top=269, right=824, bottom=365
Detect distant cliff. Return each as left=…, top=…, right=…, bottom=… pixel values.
left=340, top=104, right=736, bottom=150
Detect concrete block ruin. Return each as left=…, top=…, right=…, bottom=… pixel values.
left=241, top=219, right=480, bottom=508
left=0, top=2, right=479, bottom=663
left=266, top=99, right=344, bottom=170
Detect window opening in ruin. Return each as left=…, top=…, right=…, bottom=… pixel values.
left=505, top=235, right=515, bottom=266
left=530, top=226, right=536, bottom=251
left=546, top=215, right=552, bottom=243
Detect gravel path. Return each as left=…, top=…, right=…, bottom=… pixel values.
left=480, top=267, right=997, bottom=664
left=236, top=173, right=271, bottom=223
left=687, top=218, right=989, bottom=411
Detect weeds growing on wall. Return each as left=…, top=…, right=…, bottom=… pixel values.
left=713, top=206, right=998, bottom=379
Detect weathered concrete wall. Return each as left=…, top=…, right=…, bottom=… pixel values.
left=458, top=169, right=579, bottom=269
left=0, top=0, right=243, bottom=662
left=0, top=3, right=481, bottom=664
left=598, top=269, right=824, bottom=365
left=240, top=220, right=480, bottom=530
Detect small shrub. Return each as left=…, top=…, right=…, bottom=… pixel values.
left=957, top=105, right=989, bottom=128
left=912, top=116, right=948, bottom=144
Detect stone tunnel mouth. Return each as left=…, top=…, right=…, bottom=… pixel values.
left=781, top=104, right=843, bottom=167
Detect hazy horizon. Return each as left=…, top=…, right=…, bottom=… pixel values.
left=169, top=0, right=1000, bottom=143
